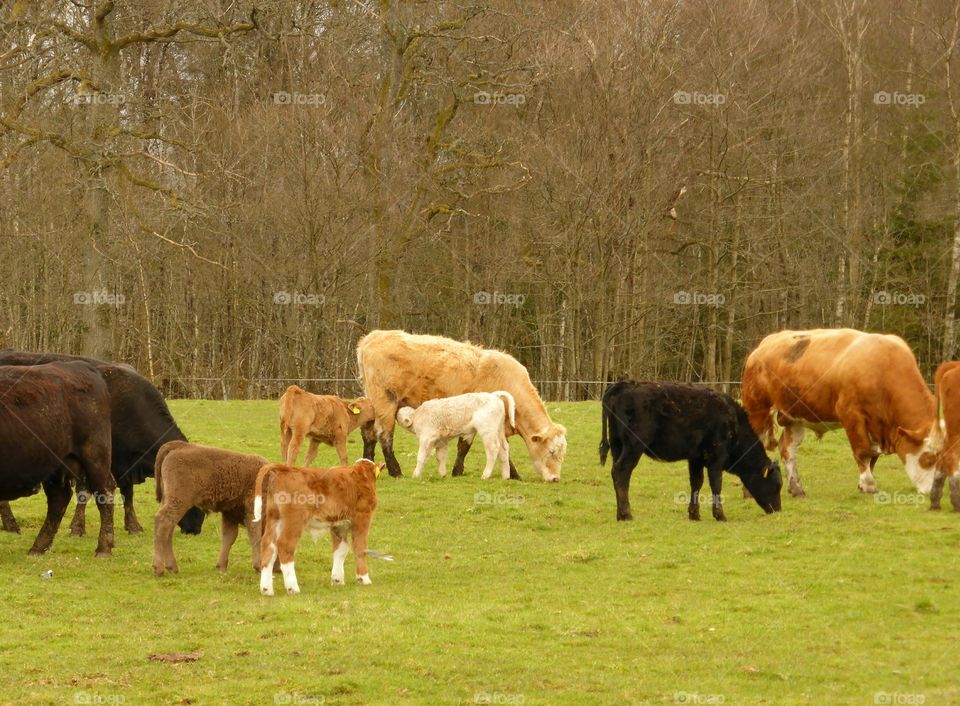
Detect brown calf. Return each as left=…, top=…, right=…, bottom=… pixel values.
left=253, top=459, right=381, bottom=595
left=279, top=385, right=377, bottom=467
left=153, top=441, right=268, bottom=576
left=931, top=361, right=960, bottom=511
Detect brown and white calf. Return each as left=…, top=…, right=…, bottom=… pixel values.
left=279, top=385, right=377, bottom=466
left=153, top=441, right=268, bottom=577
left=253, top=459, right=382, bottom=595
left=396, top=391, right=516, bottom=479
left=930, top=361, right=960, bottom=511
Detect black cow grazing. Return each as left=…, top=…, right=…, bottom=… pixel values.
left=0, top=361, right=115, bottom=555
left=0, top=350, right=205, bottom=536
left=599, top=381, right=783, bottom=522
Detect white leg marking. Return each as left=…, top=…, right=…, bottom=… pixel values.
left=260, top=545, right=277, bottom=596
left=785, top=425, right=805, bottom=486
left=357, top=573, right=372, bottom=585
left=331, top=540, right=349, bottom=585
left=858, top=469, right=878, bottom=493
left=280, top=561, right=300, bottom=595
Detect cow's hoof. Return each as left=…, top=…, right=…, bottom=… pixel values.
left=789, top=487, right=806, bottom=498
left=261, top=586, right=274, bottom=596
left=153, top=567, right=164, bottom=577
left=688, top=514, right=701, bottom=522
left=331, top=577, right=345, bottom=586
left=357, top=574, right=372, bottom=585
left=125, top=523, right=144, bottom=534
left=286, top=587, right=300, bottom=595
left=69, top=527, right=86, bottom=538
left=95, top=550, right=112, bottom=558
left=215, top=564, right=227, bottom=573
left=929, top=504, right=941, bottom=511
left=714, top=516, right=728, bottom=523
left=616, top=514, right=633, bottom=522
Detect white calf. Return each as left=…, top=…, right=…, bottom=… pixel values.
left=396, top=392, right=516, bottom=479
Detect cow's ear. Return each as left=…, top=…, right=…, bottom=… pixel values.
left=530, top=433, right=543, bottom=443
left=898, top=425, right=927, bottom=445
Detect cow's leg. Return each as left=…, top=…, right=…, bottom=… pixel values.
left=498, top=435, right=511, bottom=480
left=435, top=441, right=450, bottom=478
left=479, top=432, right=499, bottom=480
left=949, top=474, right=960, bottom=512
left=217, top=510, right=242, bottom=573
left=452, top=437, right=472, bottom=476
left=840, top=414, right=878, bottom=493
left=259, top=514, right=280, bottom=596
left=352, top=514, right=372, bottom=585
left=361, top=422, right=377, bottom=461
left=69, top=482, right=88, bottom=537
left=280, top=423, right=292, bottom=464
left=330, top=528, right=350, bottom=585
left=707, top=463, right=726, bottom=522
left=244, top=513, right=262, bottom=572
left=334, top=436, right=349, bottom=466
left=377, top=421, right=403, bottom=478
left=28, top=476, right=73, bottom=555
left=121, top=482, right=143, bottom=534
left=276, top=521, right=301, bottom=594
left=0, top=501, right=20, bottom=534
left=611, top=449, right=642, bottom=521
left=413, top=438, right=434, bottom=479
left=286, top=429, right=305, bottom=466
left=688, top=460, right=704, bottom=521
left=931, top=470, right=946, bottom=510
left=304, top=438, right=321, bottom=467
left=152, top=503, right=182, bottom=576
left=779, top=424, right=807, bottom=497
left=89, top=480, right=116, bottom=558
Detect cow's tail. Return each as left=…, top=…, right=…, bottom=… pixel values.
left=252, top=464, right=277, bottom=522
left=931, top=366, right=948, bottom=452
left=599, top=398, right=611, bottom=466
left=495, top=391, right=516, bottom=430
left=154, top=440, right=187, bottom=503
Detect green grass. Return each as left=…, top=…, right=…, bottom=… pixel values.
left=2, top=400, right=959, bottom=705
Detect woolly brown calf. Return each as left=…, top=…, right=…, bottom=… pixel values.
left=153, top=441, right=268, bottom=576
left=253, top=459, right=381, bottom=595
left=279, top=385, right=377, bottom=466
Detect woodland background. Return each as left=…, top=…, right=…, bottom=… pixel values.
left=3, top=0, right=960, bottom=400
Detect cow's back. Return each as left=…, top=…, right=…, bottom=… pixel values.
left=163, top=443, right=267, bottom=512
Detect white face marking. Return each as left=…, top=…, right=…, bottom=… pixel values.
left=904, top=451, right=936, bottom=494
left=280, top=561, right=300, bottom=595
left=357, top=574, right=372, bottom=585
left=331, top=540, right=349, bottom=585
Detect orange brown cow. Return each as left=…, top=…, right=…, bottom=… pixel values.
left=930, top=361, right=960, bottom=511
left=742, top=328, right=940, bottom=497
left=278, top=385, right=377, bottom=466
left=253, top=459, right=382, bottom=595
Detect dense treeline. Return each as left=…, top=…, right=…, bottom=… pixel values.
left=2, top=0, right=960, bottom=399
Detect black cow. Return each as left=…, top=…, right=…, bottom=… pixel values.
left=0, top=361, right=115, bottom=555
left=0, top=351, right=205, bottom=536
left=599, top=381, right=782, bottom=522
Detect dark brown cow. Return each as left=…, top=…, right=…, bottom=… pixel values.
left=742, top=328, right=939, bottom=497
left=0, top=361, right=115, bottom=555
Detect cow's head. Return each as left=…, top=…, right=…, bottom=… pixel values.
left=526, top=424, right=567, bottom=482
left=396, top=406, right=416, bottom=430
left=741, top=460, right=783, bottom=514
left=177, top=506, right=206, bottom=535
left=897, top=423, right=940, bottom=494
left=347, top=397, right=376, bottom=424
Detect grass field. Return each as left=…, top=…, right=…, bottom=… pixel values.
left=1, top=400, right=958, bottom=706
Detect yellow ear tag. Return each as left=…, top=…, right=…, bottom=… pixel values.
left=762, top=468, right=769, bottom=479
left=374, top=464, right=382, bottom=479
left=352, top=407, right=361, bottom=414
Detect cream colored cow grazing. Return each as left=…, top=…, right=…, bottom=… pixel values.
left=356, top=330, right=566, bottom=481
left=279, top=385, right=376, bottom=467
left=397, top=391, right=516, bottom=480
